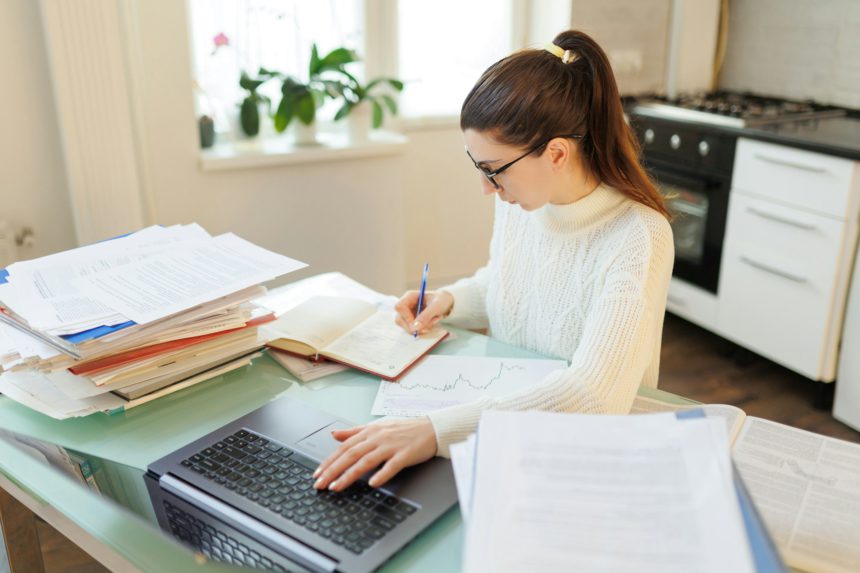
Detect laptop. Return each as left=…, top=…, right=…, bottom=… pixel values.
left=145, top=395, right=458, bottom=573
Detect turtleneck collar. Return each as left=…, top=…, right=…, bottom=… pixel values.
left=532, top=184, right=629, bottom=233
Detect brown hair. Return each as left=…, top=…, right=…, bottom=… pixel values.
left=460, top=30, right=670, bottom=219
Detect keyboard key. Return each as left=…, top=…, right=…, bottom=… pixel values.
left=371, top=516, right=395, bottom=531
left=373, top=504, right=406, bottom=523
left=222, top=446, right=247, bottom=459
left=265, top=442, right=283, bottom=452
left=235, top=430, right=249, bottom=438
left=246, top=434, right=259, bottom=442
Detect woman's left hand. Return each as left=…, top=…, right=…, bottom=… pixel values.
left=312, top=417, right=438, bottom=492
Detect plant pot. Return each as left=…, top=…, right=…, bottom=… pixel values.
left=292, top=121, right=318, bottom=146
left=346, top=102, right=372, bottom=144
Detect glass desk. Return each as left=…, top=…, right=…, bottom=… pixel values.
left=0, top=326, right=694, bottom=572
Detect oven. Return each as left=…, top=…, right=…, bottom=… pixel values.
left=629, top=115, right=736, bottom=294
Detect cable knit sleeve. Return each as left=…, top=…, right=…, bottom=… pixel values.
left=427, top=211, right=674, bottom=457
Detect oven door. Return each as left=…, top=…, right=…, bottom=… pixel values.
left=650, top=165, right=730, bottom=294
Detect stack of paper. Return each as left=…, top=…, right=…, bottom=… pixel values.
left=0, top=224, right=306, bottom=418
left=452, top=411, right=760, bottom=573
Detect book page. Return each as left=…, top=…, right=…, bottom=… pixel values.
left=261, top=297, right=376, bottom=354
left=322, top=310, right=446, bottom=379
left=630, top=395, right=747, bottom=445
left=733, top=417, right=860, bottom=573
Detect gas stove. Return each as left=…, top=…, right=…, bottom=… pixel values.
left=632, top=91, right=846, bottom=128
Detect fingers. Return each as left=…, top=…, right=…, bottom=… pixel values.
left=369, top=454, right=408, bottom=488
left=412, top=295, right=449, bottom=333
left=331, top=426, right=363, bottom=442
left=314, top=426, right=366, bottom=479
left=394, top=291, right=420, bottom=327
left=313, top=440, right=378, bottom=490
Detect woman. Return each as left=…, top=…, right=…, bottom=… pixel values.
left=313, top=29, right=674, bottom=492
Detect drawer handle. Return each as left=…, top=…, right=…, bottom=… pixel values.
left=753, top=153, right=828, bottom=174
left=746, top=207, right=817, bottom=230
left=739, top=256, right=808, bottom=283
left=667, top=294, right=686, bottom=307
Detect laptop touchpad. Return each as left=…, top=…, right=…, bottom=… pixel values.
left=296, top=421, right=352, bottom=461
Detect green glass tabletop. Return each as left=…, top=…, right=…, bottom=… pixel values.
left=0, top=326, right=694, bottom=572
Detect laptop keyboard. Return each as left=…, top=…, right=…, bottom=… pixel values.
left=179, top=428, right=418, bottom=556
left=165, top=500, right=289, bottom=571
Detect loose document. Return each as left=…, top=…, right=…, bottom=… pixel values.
left=456, top=411, right=755, bottom=573
left=631, top=394, right=860, bottom=573
left=370, top=355, right=567, bottom=417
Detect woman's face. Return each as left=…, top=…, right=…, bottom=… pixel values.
left=463, top=129, right=558, bottom=211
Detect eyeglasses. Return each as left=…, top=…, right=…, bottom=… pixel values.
left=465, top=133, right=583, bottom=189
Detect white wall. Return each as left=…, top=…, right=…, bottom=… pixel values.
left=128, top=0, right=492, bottom=295
left=570, top=0, right=672, bottom=95
left=0, top=0, right=76, bottom=262
left=719, top=0, right=860, bottom=108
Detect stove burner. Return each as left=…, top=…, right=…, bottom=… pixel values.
left=633, top=91, right=845, bottom=128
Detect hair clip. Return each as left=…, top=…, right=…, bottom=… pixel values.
left=544, top=43, right=578, bottom=64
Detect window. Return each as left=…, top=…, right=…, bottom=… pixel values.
left=397, top=1, right=514, bottom=118
left=188, top=0, right=363, bottom=137
left=187, top=0, right=514, bottom=140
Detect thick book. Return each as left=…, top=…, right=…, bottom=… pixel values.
left=632, top=395, right=860, bottom=573
left=261, top=296, right=448, bottom=381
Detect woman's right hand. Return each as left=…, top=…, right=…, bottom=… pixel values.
left=394, top=290, right=454, bottom=335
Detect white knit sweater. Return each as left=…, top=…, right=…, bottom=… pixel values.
left=427, top=184, right=675, bottom=457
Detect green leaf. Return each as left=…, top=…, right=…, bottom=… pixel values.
left=380, top=94, right=397, bottom=115
left=239, top=72, right=266, bottom=93
left=296, top=93, right=316, bottom=125
left=274, top=96, right=293, bottom=133
left=334, top=102, right=353, bottom=121
left=317, top=47, right=357, bottom=72
left=257, top=66, right=281, bottom=78
left=310, top=89, right=326, bottom=109
left=309, top=44, right=320, bottom=77
left=366, top=77, right=404, bottom=93
left=372, top=100, right=384, bottom=129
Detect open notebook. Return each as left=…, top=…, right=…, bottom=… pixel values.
left=632, top=395, right=860, bottom=573
left=262, top=296, right=448, bottom=380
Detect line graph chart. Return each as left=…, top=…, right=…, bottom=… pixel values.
left=371, top=355, right=567, bottom=418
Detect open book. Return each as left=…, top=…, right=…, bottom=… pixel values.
left=632, top=395, right=860, bottom=573
left=261, top=296, right=448, bottom=380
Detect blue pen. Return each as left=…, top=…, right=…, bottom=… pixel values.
left=414, top=262, right=429, bottom=338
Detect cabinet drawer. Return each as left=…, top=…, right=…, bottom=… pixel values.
left=732, top=138, right=857, bottom=218
left=724, top=192, right=847, bottom=276
left=717, top=241, right=836, bottom=380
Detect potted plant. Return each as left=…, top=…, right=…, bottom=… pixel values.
left=237, top=68, right=278, bottom=137
left=335, top=75, right=404, bottom=142
left=273, top=44, right=357, bottom=145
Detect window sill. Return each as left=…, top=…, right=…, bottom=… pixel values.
left=198, top=130, right=409, bottom=172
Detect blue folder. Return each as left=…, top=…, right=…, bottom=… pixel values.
left=676, top=408, right=787, bottom=572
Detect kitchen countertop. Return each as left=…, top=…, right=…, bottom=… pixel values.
left=625, top=98, right=860, bottom=161
left=742, top=115, right=860, bottom=161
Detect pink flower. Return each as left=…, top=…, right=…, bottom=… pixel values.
left=213, top=32, right=230, bottom=49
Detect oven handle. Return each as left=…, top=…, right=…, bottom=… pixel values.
left=746, top=206, right=818, bottom=230
left=753, top=153, right=828, bottom=174
left=739, top=256, right=808, bottom=283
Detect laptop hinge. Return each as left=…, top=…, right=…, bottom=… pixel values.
left=160, top=473, right=337, bottom=573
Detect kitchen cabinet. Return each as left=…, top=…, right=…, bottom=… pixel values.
left=717, top=139, right=860, bottom=381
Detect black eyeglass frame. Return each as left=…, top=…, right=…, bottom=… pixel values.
left=465, top=133, right=584, bottom=189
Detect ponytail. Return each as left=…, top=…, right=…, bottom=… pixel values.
left=461, top=30, right=670, bottom=220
